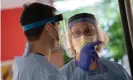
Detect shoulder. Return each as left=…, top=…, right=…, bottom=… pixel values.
left=13, top=62, right=46, bottom=80
left=100, top=58, right=132, bottom=80
left=60, top=59, right=76, bottom=72
left=14, top=56, right=39, bottom=71
left=60, top=59, right=76, bottom=79
left=100, top=58, right=122, bottom=68
left=100, top=58, right=127, bottom=73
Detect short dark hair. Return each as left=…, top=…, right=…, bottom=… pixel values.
left=20, top=3, right=56, bottom=41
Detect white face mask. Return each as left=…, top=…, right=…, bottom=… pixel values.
left=72, top=35, right=97, bottom=53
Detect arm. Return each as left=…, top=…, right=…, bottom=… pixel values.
left=120, top=65, right=132, bottom=80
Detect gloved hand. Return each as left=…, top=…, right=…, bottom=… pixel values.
left=77, top=41, right=101, bottom=71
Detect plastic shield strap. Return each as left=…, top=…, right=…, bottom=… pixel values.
left=22, top=14, right=63, bottom=31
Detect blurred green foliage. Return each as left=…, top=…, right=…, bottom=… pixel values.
left=107, top=15, right=125, bottom=62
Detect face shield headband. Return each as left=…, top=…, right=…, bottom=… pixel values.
left=22, top=14, right=63, bottom=31
left=68, top=18, right=97, bottom=29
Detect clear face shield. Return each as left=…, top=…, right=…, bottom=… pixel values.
left=57, top=15, right=73, bottom=57
left=47, top=13, right=68, bottom=52
left=63, top=18, right=106, bottom=58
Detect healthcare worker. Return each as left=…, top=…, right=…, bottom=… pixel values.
left=60, top=13, right=132, bottom=80
left=12, top=2, right=66, bottom=80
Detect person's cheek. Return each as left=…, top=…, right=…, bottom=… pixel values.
left=72, top=38, right=83, bottom=53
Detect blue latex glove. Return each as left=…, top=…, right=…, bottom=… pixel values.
left=77, top=41, right=101, bottom=71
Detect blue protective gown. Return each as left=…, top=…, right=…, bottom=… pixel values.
left=60, top=58, right=132, bottom=80
left=12, top=53, right=66, bottom=80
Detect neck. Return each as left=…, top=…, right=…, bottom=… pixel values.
left=30, top=40, right=54, bottom=60
left=76, top=53, right=98, bottom=71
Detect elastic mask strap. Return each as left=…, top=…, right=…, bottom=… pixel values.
left=46, top=24, right=59, bottom=42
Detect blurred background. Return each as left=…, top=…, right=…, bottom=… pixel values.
left=1, top=0, right=133, bottom=80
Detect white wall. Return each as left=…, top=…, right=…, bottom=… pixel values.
left=1, top=0, right=53, bottom=9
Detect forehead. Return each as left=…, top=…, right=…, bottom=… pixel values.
left=71, top=21, right=95, bottom=31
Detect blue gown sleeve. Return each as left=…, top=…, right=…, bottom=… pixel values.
left=118, top=64, right=132, bottom=80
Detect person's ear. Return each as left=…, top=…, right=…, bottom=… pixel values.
left=45, top=23, right=53, bottom=33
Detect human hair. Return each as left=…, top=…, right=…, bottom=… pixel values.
left=20, top=2, right=56, bottom=41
